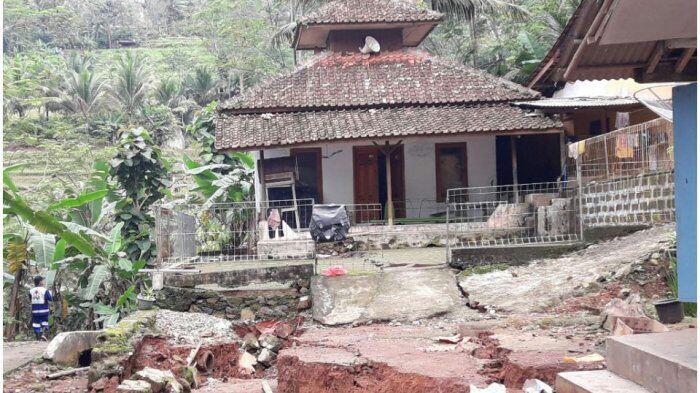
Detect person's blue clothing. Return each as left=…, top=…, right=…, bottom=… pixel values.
left=29, top=286, right=52, bottom=337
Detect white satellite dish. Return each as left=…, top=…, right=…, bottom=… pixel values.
left=359, top=36, right=380, bottom=54
left=633, top=83, right=688, bottom=122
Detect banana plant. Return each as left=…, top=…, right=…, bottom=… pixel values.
left=3, top=164, right=141, bottom=331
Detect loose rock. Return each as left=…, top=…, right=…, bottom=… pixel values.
left=117, top=379, right=152, bottom=393
left=257, top=348, right=277, bottom=365
left=259, top=334, right=282, bottom=351
left=240, top=308, right=255, bottom=322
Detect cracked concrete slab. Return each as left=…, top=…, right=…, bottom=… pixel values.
left=311, top=267, right=463, bottom=325
left=458, top=225, right=674, bottom=313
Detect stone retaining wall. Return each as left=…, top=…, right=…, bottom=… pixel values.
left=581, top=171, right=674, bottom=227
left=164, top=262, right=314, bottom=288
left=155, top=282, right=310, bottom=321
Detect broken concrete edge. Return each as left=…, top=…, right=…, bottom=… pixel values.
left=310, top=267, right=464, bottom=326
left=276, top=352, right=475, bottom=392
left=44, top=330, right=102, bottom=366
left=88, top=310, right=157, bottom=386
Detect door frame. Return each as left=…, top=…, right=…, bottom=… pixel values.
left=435, top=142, right=468, bottom=202
left=352, top=145, right=406, bottom=208
left=290, top=147, right=323, bottom=203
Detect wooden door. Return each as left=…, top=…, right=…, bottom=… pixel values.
left=435, top=143, right=468, bottom=202
left=353, top=146, right=380, bottom=222
left=353, top=145, right=406, bottom=221
left=353, top=146, right=379, bottom=204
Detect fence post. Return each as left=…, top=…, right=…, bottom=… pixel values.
left=576, top=159, right=585, bottom=243
left=445, top=192, right=451, bottom=264
left=603, top=137, right=611, bottom=179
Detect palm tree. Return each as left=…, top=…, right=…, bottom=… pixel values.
left=60, top=56, right=107, bottom=123
left=185, top=66, right=217, bottom=106
left=272, top=0, right=528, bottom=67
left=154, top=77, right=183, bottom=108
left=538, top=0, right=579, bottom=42
left=428, top=0, right=529, bottom=66
left=112, top=51, right=150, bottom=119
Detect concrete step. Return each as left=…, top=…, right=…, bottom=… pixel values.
left=606, top=328, right=697, bottom=393
left=556, top=370, right=651, bottom=393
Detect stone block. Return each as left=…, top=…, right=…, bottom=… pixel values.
left=311, top=267, right=462, bottom=325
left=486, top=203, right=530, bottom=229
left=556, top=370, right=651, bottom=393
left=44, top=330, right=101, bottom=366
left=133, top=367, right=176, bottom=393
left=257, top=239, right=315, bottom=260
left=525, top=193, right=557, bottom=207
left=545, top=198, right=573, bottom=236
left=606, top=329, right=696, bottom=393
left=116, top=380, right=152, bottom=393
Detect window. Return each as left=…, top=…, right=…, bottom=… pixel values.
left=589, top=119, right=603, bottom=136
left=291, top=148, right=323, bottom=203
left=435, top=143, right=467, bottom=202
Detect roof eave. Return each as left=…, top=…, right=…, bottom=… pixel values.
left=292, top=19, right=443, bottom=50
left=218, top=126, right=564, bottom=152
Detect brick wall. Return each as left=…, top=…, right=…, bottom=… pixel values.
left=581, top=171, right=675, bottom=227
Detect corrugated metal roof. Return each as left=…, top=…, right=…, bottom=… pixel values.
left=513, top=96, right=640, bottom=109
left=527, top=0, right=696, bottom=89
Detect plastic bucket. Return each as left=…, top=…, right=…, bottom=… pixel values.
left=654, top=299, right=684, bottom=324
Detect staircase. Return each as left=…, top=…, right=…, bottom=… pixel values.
left=557, top=329, right=697, bottom=393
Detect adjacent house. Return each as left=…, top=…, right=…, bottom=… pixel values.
left=528, top=0, right=696, bottom=389
left=514, top=79, right=659, bottom=142
left=524, top=0, right=696, bottom=302
left=214, top=0, right=562, bottom=221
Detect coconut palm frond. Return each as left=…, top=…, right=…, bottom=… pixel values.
left=61, top=63, right=107, bottom=118
left=540, top=11, right=565, bottom=41
left=154, top=78, right=182, bottom=108
left=487, top=0, right=530, bottom=21
left=430, top=0, right=529, bottom=22
left=272, top=21, right=297, bottom=48
left=185, top=66, right=218, bottom=106
left=111, top=50, right=150, bottom=116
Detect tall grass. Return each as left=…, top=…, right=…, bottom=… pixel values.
left=666, top=255, right=697, bottom=317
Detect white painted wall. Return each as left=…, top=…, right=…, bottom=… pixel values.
left=252, top=134, right=497, bottom=217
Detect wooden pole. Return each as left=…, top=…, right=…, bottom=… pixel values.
left=559, top=131, right=567, bottom=181
left=510, top=136, right=519, bottom=201
left=47, top=367, right=90, bottom=380
left=373, top=140, right=402, bottom=226
left=259, top=149, right=267, bottom=221
left=384, top=145, right=394, bottom=226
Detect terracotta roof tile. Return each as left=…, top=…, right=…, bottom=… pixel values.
left=299, top=0, right=443, bottom=25
left=215, top=104, right=561, bottom=150
left=221, top=49, right=539, bottom=112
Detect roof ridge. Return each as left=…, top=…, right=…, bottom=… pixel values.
left=420, top=52, right=540, bottom=99
left=299, top=0, right=443, bottom=25
left=219, top=52, right=331, bottom=110
left=220, top=48, right=538, bottom=112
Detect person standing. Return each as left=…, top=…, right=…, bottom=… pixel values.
left=29, top=275, right=52, bottom=341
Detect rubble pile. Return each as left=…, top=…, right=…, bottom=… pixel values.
left=154, top=310, right=236, bottom=345
left=232, top=316, right=305, bottom=373
left=315, top=237, right=356, bottom=256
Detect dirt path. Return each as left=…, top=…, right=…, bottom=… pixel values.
left=3, top=341, right=48, bottom=374
left=459, top=225, right=674, bottom=313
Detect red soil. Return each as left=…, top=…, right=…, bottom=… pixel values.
left=129, top=336, right=247, bottom=380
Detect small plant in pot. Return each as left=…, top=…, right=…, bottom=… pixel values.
left=137, top=285, right=156, bottom=310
